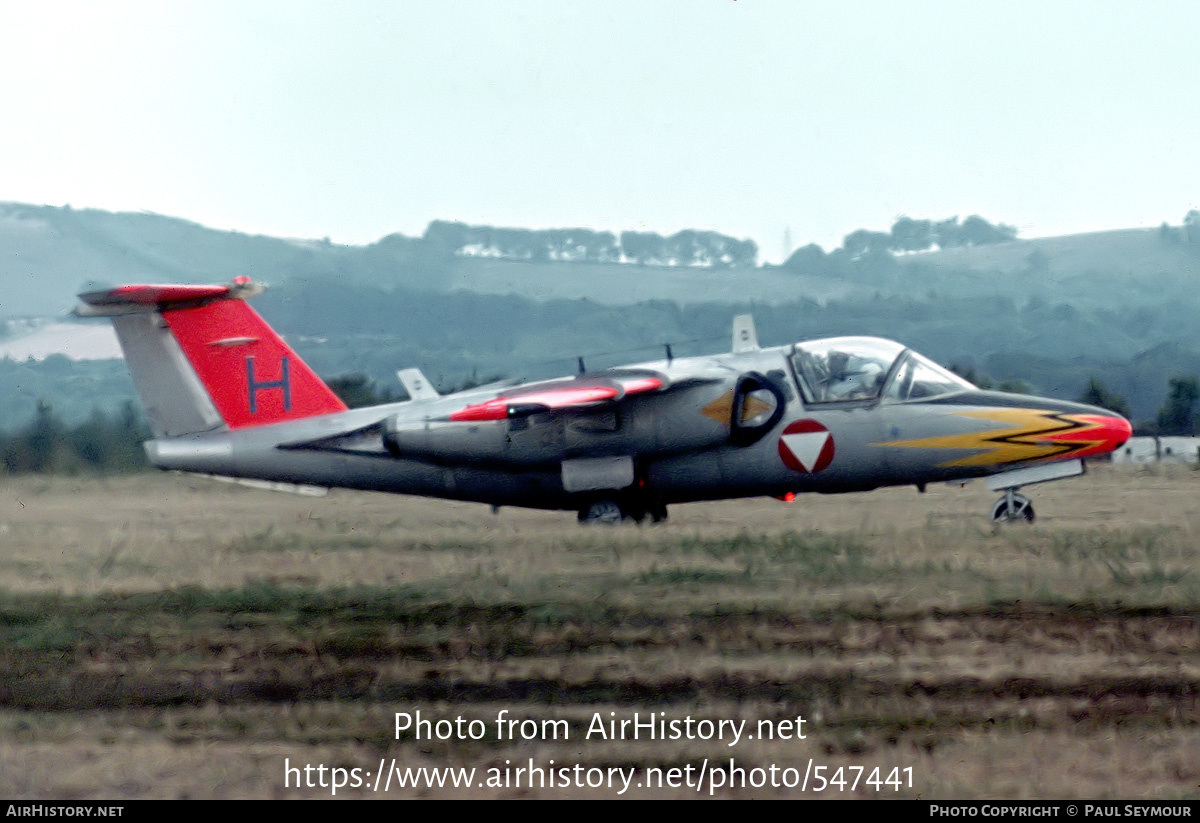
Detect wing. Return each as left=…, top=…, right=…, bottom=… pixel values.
left=445, top=370, right=669, bottom=421
left=280, top=368, right=726, bottom=468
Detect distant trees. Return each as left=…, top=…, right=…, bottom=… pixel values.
left=1, top=401, right=148, bottom=474
left=782, top=214, right=1018, bottom=271
left=777, top=213, right=1020, bottom=275
left=618, top=231, right=665, bottom=265
left=421, top=212, right=1017, bottom=274
left=889, top=217, right=935, bottom=252
left=1077, top=377, right=1131, bottom=419
left=947, top=364, right=1030, bottom=394
left=949, top=364, right=989, bottom=388
left=995, top=378, right=1032, bottom=394
left=661, top=230, right=757, bottom=267
left=5, top=400, right=65, bottom=473
left=419, top=213, right=1016, bottom=272
left=888, top=215, right=1016, bottom=253
left=72, top=403, right=149, bottom=471
left=958, top=215, right=1019, bottom=247
left=1156, top=376, right=1199, bottom=435
left=327, top=374, right=400, bottom=408
left=619, top=228, right=757, bottom=267
left=841, top=229, right=893, bottom=258
left=420, top=221, right=757, bottom=268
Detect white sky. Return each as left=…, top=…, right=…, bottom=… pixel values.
left=1, top=0, right=1199, bottom=261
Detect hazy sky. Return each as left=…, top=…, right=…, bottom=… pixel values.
left=2, top=1, right=1198, bottom=260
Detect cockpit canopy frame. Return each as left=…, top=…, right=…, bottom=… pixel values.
left=789, top=336, right=974, bottom=406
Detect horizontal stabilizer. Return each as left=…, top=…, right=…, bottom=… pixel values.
left=76, top=279, right=266, bottom=316
left=82, top=283, right=231, bottom=306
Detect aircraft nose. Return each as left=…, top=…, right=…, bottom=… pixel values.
left=1065, top=406, right=1133, bottom=458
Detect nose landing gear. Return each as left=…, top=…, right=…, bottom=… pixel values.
left=990, top=490, right=1035, bottom=523
left=982, top=458, right=1084, bottom=524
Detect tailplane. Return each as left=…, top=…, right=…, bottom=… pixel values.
left=77, top=279, right=347, bottom=437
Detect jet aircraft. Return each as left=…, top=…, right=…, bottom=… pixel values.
left=77, top=278, right=1132, bottom=524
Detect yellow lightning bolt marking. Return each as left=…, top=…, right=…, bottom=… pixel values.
left=876, top=409, right=1104, bottom=467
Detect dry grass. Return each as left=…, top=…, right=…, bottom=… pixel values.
left=0, top=465, right=1197, bottom=799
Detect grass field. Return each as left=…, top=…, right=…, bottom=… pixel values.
left=0, top=465, right=1196, bottom=799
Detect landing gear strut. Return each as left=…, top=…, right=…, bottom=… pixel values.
left=982, top=458, right=1085, bottom=524
left=990, top=489, right=1035, bottom=524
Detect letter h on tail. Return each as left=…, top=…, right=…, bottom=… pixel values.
left=247, top=356, right=292, bottom=414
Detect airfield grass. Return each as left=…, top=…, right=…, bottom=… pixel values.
left=0, top=466, right=1197, bottom=799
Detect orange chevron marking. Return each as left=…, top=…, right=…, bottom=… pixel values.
left=700, top=390, right=772, bottom=426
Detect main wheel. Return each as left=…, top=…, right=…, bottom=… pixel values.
left=578, top=499, right=626, bottom=524
left=990, top=493, right=1035, bottom=523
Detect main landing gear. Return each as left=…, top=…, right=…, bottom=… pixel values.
left=577, top=495, right=668, bottom=525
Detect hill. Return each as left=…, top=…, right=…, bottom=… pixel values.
left=6, top=202, right=1200, bottom=431
left=6, top=202, right=1199, bottom=319
left=0, top=202, right=428, bottom=317
left=888, top=227, right=1200, bottom=310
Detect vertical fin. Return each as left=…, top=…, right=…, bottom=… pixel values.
left=78, top=281, right=347, bottom=432
left=163, top=298, right=347, bottom=428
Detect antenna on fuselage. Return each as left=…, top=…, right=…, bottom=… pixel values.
left=732, top=315, right=759, bottom=354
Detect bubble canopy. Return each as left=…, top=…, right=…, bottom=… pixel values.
left=790, top=336, right=975, bottom=404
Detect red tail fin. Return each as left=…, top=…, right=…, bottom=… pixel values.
left=79, top=280, right=347, bottom=430
left=163, top=297, right=347, bottom=428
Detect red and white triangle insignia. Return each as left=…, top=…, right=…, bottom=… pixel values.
left=780, top=431, right=830, bottom=472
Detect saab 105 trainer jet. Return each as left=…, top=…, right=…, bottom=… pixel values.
left=77, top=279, right=1131, bottom=524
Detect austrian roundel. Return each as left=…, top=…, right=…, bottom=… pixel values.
left=778, top=419, right=835, bottom=473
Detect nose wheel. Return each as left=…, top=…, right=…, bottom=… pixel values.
left=990, top=490, right=1035, bottom=523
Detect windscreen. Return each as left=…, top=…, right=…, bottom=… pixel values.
left=883, top=352, right=976, bottom=401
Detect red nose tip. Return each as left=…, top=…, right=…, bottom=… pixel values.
left=1108, top=415, right=1133, bottom=449
left=1055, top=414, right=1132, bottom=459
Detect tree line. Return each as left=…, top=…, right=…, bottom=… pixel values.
left=417, top=215, right=1016, bottom=272
left=1, top=401, right=148, bottom=474
left=421, top=221, right=759, bottom=267
left=784, top=214, right=1018, bottom=271
left=1078, top=376, right=1200, bottom=436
